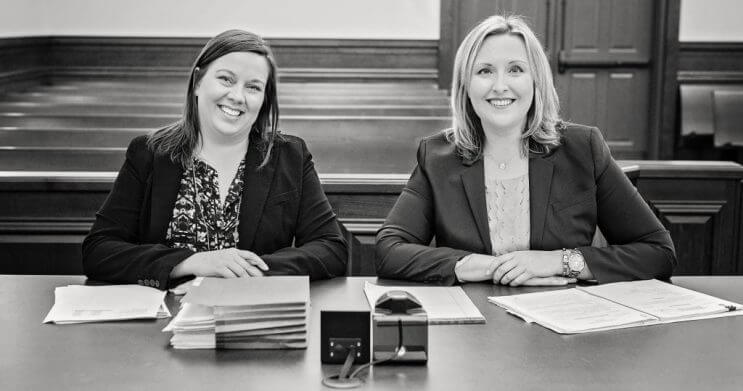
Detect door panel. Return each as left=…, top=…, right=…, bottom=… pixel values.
left=559, top=71, right=601, bottom=127
left=455, top=0, right=549, bottom=39
left=556, top=69, right=648, bottom=158
left=605, top=70, right=648, bottom=154
left=562, top=0, right=602, bottom=56
left=561, top=0, right=652, bottom=64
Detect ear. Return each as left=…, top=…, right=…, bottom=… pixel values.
left=193, top=67, right=202, bottom=95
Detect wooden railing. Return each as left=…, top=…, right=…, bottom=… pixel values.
left=1, top=162, right=741, bottom=276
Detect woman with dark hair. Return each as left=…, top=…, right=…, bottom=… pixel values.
left=375, top=15, right=676, bottom=286
left=83, top=30, right=347, bottom=289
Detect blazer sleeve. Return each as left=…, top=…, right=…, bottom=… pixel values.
left=578, top=127, right=677, bottom=282
left=260, top=139, right=347, bottom=280
left=376, top=139, right=472, bottom=285
left=81, top=136, right=193, bottom=289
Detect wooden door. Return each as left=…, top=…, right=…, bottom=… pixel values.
left=554, top=0, right=654, bottom=159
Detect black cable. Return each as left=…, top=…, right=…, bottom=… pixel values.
left=337, top=345, right=357, bottom=379
left=348, top=318, right=405, bottom=379
left=323, top=318, right=407, bottom=388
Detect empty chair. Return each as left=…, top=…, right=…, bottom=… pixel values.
left=713, top=90, right=743, bottom=147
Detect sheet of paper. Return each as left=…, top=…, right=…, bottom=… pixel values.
left=363, top=282, right=485, bottom=324
left=162, top=302, right=214, bottom=332
left=489, top=288, right=656, bottom=334
left=44, top=285, right=169, bottom=324
left=579, top=279, right=743, bottom=321
left=169, top=276, right=204, bottom=295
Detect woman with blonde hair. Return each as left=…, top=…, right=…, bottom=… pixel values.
left=376, top=15, right=675, bottom=286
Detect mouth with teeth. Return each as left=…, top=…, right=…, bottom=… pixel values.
left=487, top=98, right=515, bottom=108
left=219, top=105, right=244, bottom=117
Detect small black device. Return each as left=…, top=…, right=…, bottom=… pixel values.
left=320, top=310, right=370, bottom=364
left=372, top=290, right=428, bottom=364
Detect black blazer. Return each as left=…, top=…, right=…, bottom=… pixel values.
left=82, top=134, right=347, bottom=289
left=376, top=123, right=676, bottom=285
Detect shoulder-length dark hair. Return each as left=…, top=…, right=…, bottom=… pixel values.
left=446, top=14, right=561, bottom=161
left=147, top=29, right=280, bottom=168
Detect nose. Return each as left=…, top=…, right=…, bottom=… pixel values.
left=491, top=73, right=508, bottom=93
left=226, top=84, right=246, bottom=105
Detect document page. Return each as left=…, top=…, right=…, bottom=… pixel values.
left=364, top=282, right=485, bottom=324
left=579, top=279, right=743, bottom=321
left=489, top=288, right=657, bottom=334
left=44, top=285, right=169, bottom=324
left=183, top=276, right=309, bottom=307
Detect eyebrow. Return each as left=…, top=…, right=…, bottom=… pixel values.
left=215, top=69, right=266, bottom=84
left=475, top=60, right=528, bottom=66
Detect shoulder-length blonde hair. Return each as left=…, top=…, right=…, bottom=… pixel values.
left=446, top=14, right=561, bottom=161
left=147, top=29, right=280, bottom=168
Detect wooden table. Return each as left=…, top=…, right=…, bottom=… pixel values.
left=2, top=275, right=742, bottom=390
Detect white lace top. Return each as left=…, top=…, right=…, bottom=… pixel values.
left=483, top=159, right=530, bottom=255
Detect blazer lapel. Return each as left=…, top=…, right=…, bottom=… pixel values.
left=460, top=159, right=492, bottom=255
left=238, top=142, right=277, bottom=249
left=529, top=155, right=554, bottom=248
left=150, top=153, right=183, bottom=241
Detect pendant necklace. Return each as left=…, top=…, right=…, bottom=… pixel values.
left=484, top=151, right=521, bottom=170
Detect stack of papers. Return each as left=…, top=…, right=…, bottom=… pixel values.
left=43, top=285, right=170, bottom=324
left=488, top=279, right=743, bottom=334
left=163, top=276, right=309, bottom=349
left=363, top=282, right=485, bottom=324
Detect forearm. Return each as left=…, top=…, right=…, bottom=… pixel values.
left=578, top=233, right=675, bottom=283
left=375, top=232, right=470, bottom=285
left=83, top=234, right=193, bottom=289
left=258, top=232, right=347, bottom=280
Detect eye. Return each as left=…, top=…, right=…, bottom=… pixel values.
left=509, top=65, right=525, bottom=73
left=476, top=67, right=492, bottom=75
left=218, top=75, right=234, bottom=85
left=245, top=84, right=263, bottom=92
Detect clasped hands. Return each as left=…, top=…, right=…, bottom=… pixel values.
left=170, top=248, right=268, bottom=279
left=454, top=250, right=576, bottom=286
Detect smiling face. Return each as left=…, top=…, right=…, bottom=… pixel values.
left=195, top=51, right=270, bottom=145
left=467, top=34, right=534, bottom=137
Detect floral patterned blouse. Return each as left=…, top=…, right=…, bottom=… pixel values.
left=165, top=158, right=246, bottom=252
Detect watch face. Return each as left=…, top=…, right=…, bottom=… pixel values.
left=568, top=253, right=584, bottom=270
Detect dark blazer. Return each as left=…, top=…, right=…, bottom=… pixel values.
left=82, top=134, right=347, bottom=289
left=376, top=123, right=676, bottom=285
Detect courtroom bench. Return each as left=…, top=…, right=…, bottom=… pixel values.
left=678, top=83, right=743, bottom=163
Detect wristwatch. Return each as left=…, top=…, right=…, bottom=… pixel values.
left=561, top=248, right=585, bottom=278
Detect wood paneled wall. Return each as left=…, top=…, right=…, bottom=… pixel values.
left=0, top=36, right=439, bottom=83
left=0, top=37, right=50, bottom=92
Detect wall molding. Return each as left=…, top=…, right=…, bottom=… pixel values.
left=677, top=70, right=743, bottom=83
left=678, top=41, right=743, bottom=73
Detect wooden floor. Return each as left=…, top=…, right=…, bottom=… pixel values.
left=0, top=77, right=452, bottom=174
